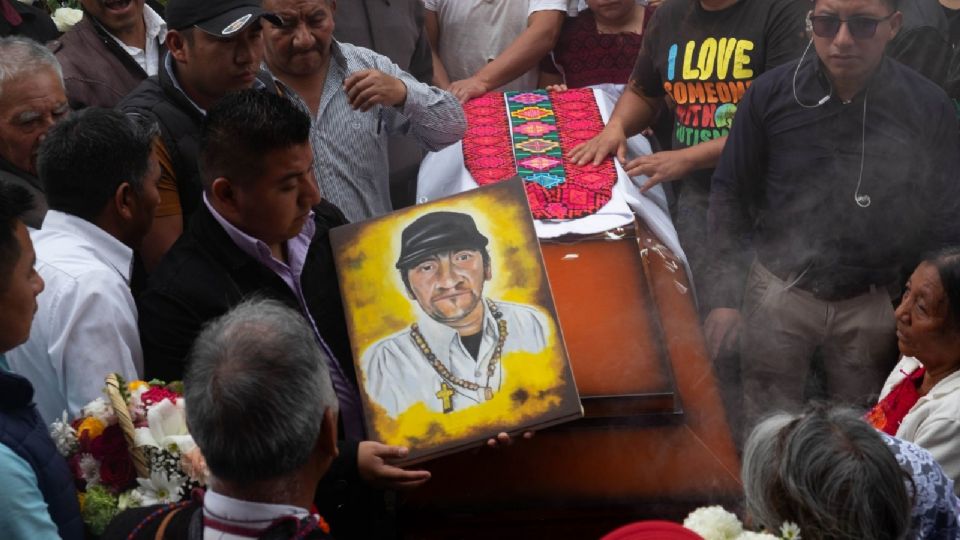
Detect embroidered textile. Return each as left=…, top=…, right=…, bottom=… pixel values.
left=462, top=88, right=617, bottom=219
left=866, top=366, right=925, bottom=436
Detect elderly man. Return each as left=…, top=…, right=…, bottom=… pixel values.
left=0, top=36, right=69, bottom=228
left=0, top=182, right=82, bottom=540
left=363, top=211, right=550, bottom=416
left=138, top=90, right=429, bottom=539
left=120, top=0, right=282, bottom=271
left=7, top=109, right=159, bottom=424
left=708, top=0, right=960, bottom=432
left=52, top=0, right=166, bottom=108
left=104, top=299, right=340, bottom=539
left=262, top=0, right=465, bottom=223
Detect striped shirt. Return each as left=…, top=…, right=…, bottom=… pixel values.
left=285, top=40, right=466, bottom=222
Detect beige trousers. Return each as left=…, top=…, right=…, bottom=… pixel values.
left=739, top=261, right=899, bottom=433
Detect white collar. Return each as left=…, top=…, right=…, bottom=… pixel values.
left=416, top=298, right=500, bottom=352
left=203, top=489, right=310, bottom=532
left=39, top=210, right=133, bottom=282
left=102, top=4, right=167, bottom=57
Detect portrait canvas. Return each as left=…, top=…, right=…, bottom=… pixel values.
left=331, top=178, right=582, bottom=464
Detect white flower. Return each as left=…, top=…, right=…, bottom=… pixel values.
left=134, top=398, right=196, bottom=455
left=51, top=7, right=83, bottom=32
left=128, top=386, right=149, bottom=422
left=16, top=0, right=33, bottom=4
left=736, top=533, right=779, bottom=540
left=117, top=489, right=144, bottom=511
left=78, top=453, right=101, bottom=486
left=683, top=506, right=744, bottom=540
left=779, top=522, right=801, bottom=539
left=48, top=411, right=78, bottom=456
left=136, top=470, right=185, bottom=505
left=81, top=397, right=116, bottom=425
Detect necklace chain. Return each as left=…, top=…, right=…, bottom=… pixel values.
left=409, top=299, right=508, bottom=401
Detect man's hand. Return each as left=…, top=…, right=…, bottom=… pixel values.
left=704, top=308, right=742, bottom=361
left=544, top=83, right=568, bottom=93
left=448, top=76, right=488, bottom=103
left=358, top=441, right=431, bottom=490
left=485, top=431, right=535, bottom=448
left=624, top=149, right=696, bottom=192
left=344, top=69, right=407, bottom=112
left=568, top=125, right=628, bottom=166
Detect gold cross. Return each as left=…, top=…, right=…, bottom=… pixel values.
left=436, top=382, right=454, bottom=413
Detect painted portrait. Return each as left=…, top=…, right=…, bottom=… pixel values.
left=331, top=179, right=581, bottom=463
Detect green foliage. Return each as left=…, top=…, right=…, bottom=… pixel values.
left=82, top=485, right=119, bottom=536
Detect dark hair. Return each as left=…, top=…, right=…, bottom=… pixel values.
left=0, top=182, right=34, bottom=290
left=185, top=298, right=336, bottom=484
left=399, top=247, right=491, bottom=296
left=200, top=90, right=311, bottom=190
left=924, top=246, right=960, bottom=325
left=743, top=405, right=911, bottom=540
left=38, top=108, right=157, bottom=222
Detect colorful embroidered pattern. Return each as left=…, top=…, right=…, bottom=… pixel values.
left=462, top=88, right=617, bottom=219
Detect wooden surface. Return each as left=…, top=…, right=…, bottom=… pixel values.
left=399, top=221, right=741, bottom=539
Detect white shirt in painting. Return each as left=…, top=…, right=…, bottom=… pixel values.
left=362, top=299, right=551, bottom=417
left=423, top=0, right=572, bottom=92
left=7, top=211, right=143, bottom=424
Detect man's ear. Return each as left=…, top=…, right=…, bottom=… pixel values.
left=210, top=177, right=235, bottom=208
left=114, top=182, right=136, bottom=222
left=166, top=30, right=189, bottom=63
left=888, top=11, right=903, bottom=40
left=319, top=406, right=338, bottom=459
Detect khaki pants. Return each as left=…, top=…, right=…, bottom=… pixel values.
left=739, top=262, right=899, bottom=434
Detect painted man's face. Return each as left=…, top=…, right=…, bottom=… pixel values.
left=406, top=249, right=491, bottom=325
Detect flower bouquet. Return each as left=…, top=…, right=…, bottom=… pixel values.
left=49, top=374, right=208, bottom=535
left=683, top=506, right=801, bottom=540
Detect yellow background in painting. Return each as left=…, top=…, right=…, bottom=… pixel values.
left=337, top=187, right=571, bottom=448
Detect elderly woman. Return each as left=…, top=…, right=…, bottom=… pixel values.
left=866, top=248, right=960, bottom=492
left=744, top=406, right=960, bottom=540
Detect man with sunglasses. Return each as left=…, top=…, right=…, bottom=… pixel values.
left=709, top=0, right=960, bottom=435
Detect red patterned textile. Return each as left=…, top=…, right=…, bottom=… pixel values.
left=540, top=7, right=654, bottom=88
left=462, top=88, right=618, bottom=220
left=865, top=366, right=925, bottom=436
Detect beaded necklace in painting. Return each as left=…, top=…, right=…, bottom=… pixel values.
left=409, top=299, right=508, bottom=402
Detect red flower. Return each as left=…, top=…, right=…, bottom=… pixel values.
left=141, top=387, right=179, bottom=407
left=89, top=425, right=136, bottom=492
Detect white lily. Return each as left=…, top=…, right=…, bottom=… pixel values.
left=133, top=398, right=196, bottom=455
left=48, top=411, right=78, bottom=457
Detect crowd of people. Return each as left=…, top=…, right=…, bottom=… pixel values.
left=2, top=0, right=960, bottom=537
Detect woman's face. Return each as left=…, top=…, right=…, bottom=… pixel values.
left=895, top=262, right=960, bottom=368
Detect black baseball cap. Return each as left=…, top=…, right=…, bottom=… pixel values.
left=165, top=0, right=281, bottom=36
left=396, top=212, right=489, bottom=269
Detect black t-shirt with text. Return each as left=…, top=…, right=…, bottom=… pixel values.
left=631, top=0, right=807, bottom=188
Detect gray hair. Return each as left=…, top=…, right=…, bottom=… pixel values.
left=0, top=37, right=63, bottom=101
left=184, top=298, right=338, bottom=484
left=742, top=406, right=911, bottom=540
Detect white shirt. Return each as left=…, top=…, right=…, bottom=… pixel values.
left=362, top=299, right=551, bottom=416
left=880, top=355, right=960, bottom=495
left=424, top=0, right=572, bottom=92
left=7, top=211, right=143, bottom=424
left=203, top=489, right=310, bottom=540
left=105, top=4, right=166, bottom=76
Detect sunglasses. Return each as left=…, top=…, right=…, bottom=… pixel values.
left=810, top=12, right=896, bottom=39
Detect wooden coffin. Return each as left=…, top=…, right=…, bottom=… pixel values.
left=398, top=218, right=741, bottom=538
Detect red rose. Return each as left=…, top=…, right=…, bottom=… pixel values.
left=89, top=425, right=136, bottom=492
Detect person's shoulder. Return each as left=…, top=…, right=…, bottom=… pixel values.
left=336, top=41, right=397, bottom=71
left=493, top=299, right=550, bottom=324
left=361, top=327, right=412, bottom=367
left=527, top=0, right=570, bottom=14
left=118, top=75, right=165, bottom=111
left=887, top=57, right=951, bottom=101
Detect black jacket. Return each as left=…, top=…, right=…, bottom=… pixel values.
left=136, top=200, right=382, bottom=537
